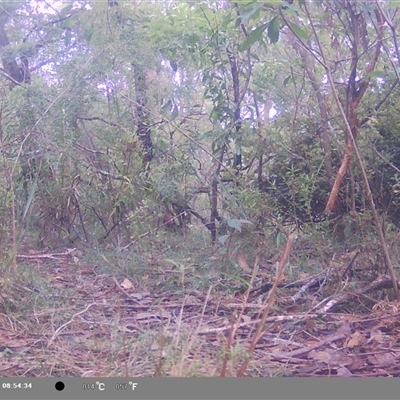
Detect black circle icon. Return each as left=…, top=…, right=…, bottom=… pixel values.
left=55, top=381, right=65, bottom=391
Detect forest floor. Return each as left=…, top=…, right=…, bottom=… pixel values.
left=1, top=229, right=400, bottom=377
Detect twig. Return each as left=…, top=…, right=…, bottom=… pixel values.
left=237, top=234, right=295, bottom=376
left=220, top=256, right=259, bottom=377
left=47, top=303, right=95, bottom=348
left=17, top=248, right=76, bottom=260
left=272, top=331, right=349, bottom=360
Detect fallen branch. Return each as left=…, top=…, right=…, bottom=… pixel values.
left=317, top=275, right=399, bottom=313
left=272, top=322, right=352, bottom=360
left=17, top=248, right=76, bottom=260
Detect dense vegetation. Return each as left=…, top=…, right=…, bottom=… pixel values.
left=0, top=0, right=398, bottom=246
left=2, top=0, right=400, bottom=377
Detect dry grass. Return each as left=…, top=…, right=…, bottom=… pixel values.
left=0, top=230, right=254, bottom=377
left=1, top=226, right=400, bottom=377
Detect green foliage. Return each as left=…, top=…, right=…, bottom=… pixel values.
left=242, top=23, right=269, bottom=50
left=0, top=0, right=398, bottom=252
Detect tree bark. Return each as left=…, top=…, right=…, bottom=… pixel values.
left=134, top=64, right=153, bottom=168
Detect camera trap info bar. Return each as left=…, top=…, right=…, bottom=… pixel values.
left=0, top=377, right=399, bottom=400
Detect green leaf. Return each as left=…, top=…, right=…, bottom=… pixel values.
left=227, top=218, right=242, bottom=232
left=282, top=1, right=302, bottom=12
left=267, top=16, right=280, bottom=44
left=170, top=60, right=178, bottom=72
left=59, top=4, right=73, bottom=18
left=239, top=4, right=263, bottom=24
left=171, top=105, right=178, bottom=120
left=161, top=100, right=172, bottom=114
left=362, top=4, right=375, bottom=13
left=218, top=235, right=230, bottom=245
left=64, top=28, right=71, bottom=47
left=288, top=22, right=308, bottom=40
left=210, top=108, right=220, bottom=121
left=188, top=33, right=199, bottom=45
left=283, top=76, right=291, bottom=86
left=211, top=139, right=222, bottom=155
left=157, top=138, right=168, bottom=150
left=242, top=22, right=268, bottom=51
left=83, top=28, right=93, bottom=43
left=222, top=11, right=234, bottom=30
left=61, top=13, right=78, bottom=29
left=200, top=130, right=215, bottom=139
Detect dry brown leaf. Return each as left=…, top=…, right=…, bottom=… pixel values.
left=372, top=300, right=390, bottom=312
left=350, top=355, right=366, bottom=370
left=367, top=352, right=396, bottom=366
left=368, top=329, right=384, bottom=343
left=344, top=330, right=363, bottom=348
left=285, top=305, right=301, bottom=314
left=336, top=320, right=352, bottom=335
left=305, top=318, right=316, bottom=332
left=120, top=278, right=134, bottom=289
left=237, top=253, right=252, bottom=273
left=337, top=367, right=352, bottom=377
left=308, top=350, right=331, bottom=361
left=339, top=315, right=358, bottom=323
left=299, top=272, right=310, bottom=279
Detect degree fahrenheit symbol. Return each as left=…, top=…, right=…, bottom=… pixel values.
left=131, top=383, right=138, bottom=390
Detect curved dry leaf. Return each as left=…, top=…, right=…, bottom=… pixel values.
left=367, top=352, right=396, bottom=366
left=308, top=350, right=331, bottom=361
left=337, top=367, right=352, bottom=377
left=344, top=331, right=364, bottom=348
left=368, top=329, right=384, bottom=344
left=120, top=278, right=134, bottom=289
left=237, top=252, right=252, bottom=273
